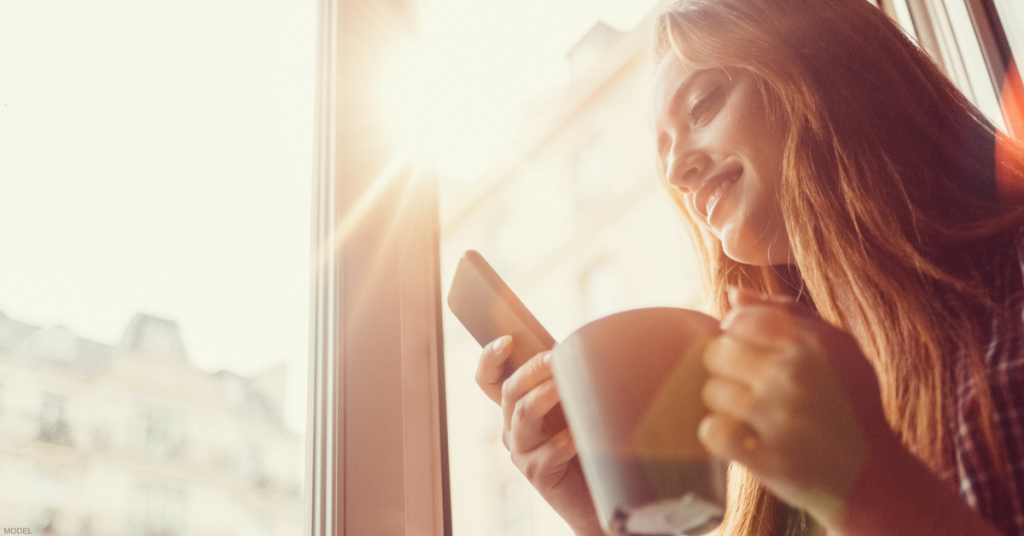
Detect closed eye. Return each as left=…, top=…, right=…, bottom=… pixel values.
left=690, top=85, right=725, bottom=125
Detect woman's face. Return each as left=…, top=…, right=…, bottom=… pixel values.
left=651, top=53, right=792, bottom=266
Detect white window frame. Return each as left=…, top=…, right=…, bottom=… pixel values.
left=891, top=0, right=1022, bottom=136
left=304, top=0, right=451, bottom=535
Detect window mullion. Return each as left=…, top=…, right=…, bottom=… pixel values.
left=306, top=0, right=450, bottom=535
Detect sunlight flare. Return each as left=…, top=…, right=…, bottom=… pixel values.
left=379, top=34, right=518, bottom=182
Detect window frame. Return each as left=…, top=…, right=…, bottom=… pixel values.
left=894, top=0, right=1023, bottom=136
left=304, top=0, right=452, bottom=535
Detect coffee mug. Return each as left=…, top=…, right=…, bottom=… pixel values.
left=551, top=307, right=727, bottom=535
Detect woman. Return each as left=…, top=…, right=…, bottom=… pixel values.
left=474, top=0, right=1024, bottom=534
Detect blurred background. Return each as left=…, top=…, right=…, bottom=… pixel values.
left=1, top=0, right=1020, bottom=534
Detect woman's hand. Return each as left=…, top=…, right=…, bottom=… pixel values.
left=698, top=288, right=888, bottom=525
left=476, top=336, right=604, bottom=536
left=700, top=288, right=1005, bottom=536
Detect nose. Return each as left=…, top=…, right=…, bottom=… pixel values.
left=665, top=145, right=709, bottom=193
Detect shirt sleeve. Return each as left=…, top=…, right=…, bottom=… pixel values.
left=952, top=323, right=1024, bottom=535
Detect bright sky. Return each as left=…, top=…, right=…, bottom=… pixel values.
left=0, top=0, right=661, bottom=434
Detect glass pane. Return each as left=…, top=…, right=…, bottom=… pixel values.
left=0, top=1, right=315, bottom=534
left=404, top=0, right=1020, bottom=535
left=395, top=1, right=703, bottom=534
left=994, top=0, right=1024, bottom=64
left=945, top=0, right=1006, bottom=128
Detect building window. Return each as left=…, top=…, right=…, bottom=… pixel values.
left=32, top=471, right=63, bottom=535
left=238, top=442, right=266, bottom=488
left=129, top=404, right=186, bottom=460
left=38, top=393, right=71, bottom=446
left=128, top=485, right=187, bottom=536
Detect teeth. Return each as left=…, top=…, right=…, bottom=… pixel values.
left=705, top=173, right=739, bottom=219
left=705, top=184, right=725, bottom=216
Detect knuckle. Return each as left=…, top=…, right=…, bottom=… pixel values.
left=513, top=396, right=537, bottom=424
left=539, top=378, right=557, bottom=398
left=773, top=353, right=809, bottom=392
left=528, top=352, right=550, bottom=375
left=519, top=455, right=542, bottom=482
left=510, top=449, right=524, bottom=471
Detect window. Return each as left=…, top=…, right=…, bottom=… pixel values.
left=128, top=485, right=186, bottom=536
left=1, top=1, right=313, bottom=534
left=4, top=0, right=1019, bottom=535
left=435, top=3, right=692, bottom=535
left=38, top=393, right=71, bottom=446
left=128, top=403, right=186, bottom=460
left=31, top=471, right=63, bottom=534
left=884, top=0, right=1024, bottom=134
left=320, top=0, right=1024, bottom=535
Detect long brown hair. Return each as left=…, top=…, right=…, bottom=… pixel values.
left=652, top=0, right=1024, bottom=534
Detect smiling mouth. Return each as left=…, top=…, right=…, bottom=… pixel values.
left=694, top=167, right=743, bottom=224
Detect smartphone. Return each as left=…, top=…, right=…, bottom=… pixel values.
left=447, top=250, right=566, bottom=431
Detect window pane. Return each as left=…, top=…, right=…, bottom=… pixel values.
left=427, top=1, right=1021, bottom=535
left=994, top=0, right=1024, bottom=63
left=423, top=1, right=703, bottom=534
left=0, top=1, right=315, bottom=534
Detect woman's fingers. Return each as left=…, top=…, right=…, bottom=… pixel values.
left=698, top=413, right=761, bottom=467
left=510, top=377, right=561, bottom=431
left=475, top=338, right=563, bottom=454
left=722, top=304, right=803, bottom=349
left=703, top=335, right=774, bottom=386
left=702, top=292, right=882, bottom=523
left=702, top=376, right=757, bottom=423
left=512, top=428, right=578, bottom=485
left=501, top=351, right=554, bottom=423
left=505, top=376, right=561, bottom=452
left=476, top=335, right=513, bottom=404
left=722, top=288, right=821, bottom=350
left=501, top=352, right=556, bottom=443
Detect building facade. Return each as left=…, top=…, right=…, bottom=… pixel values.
left=0, top=312, right=303, bottom=536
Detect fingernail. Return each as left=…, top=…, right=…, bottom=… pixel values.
left=542, top=351, right=552, bottom=365
left=492, top=336, right=511, bottom=352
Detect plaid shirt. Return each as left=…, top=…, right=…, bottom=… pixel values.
left=948, top=243, right=1024, bottom=535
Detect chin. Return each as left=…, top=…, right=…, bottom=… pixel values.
left=721, top=238, right=792, bottom=266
